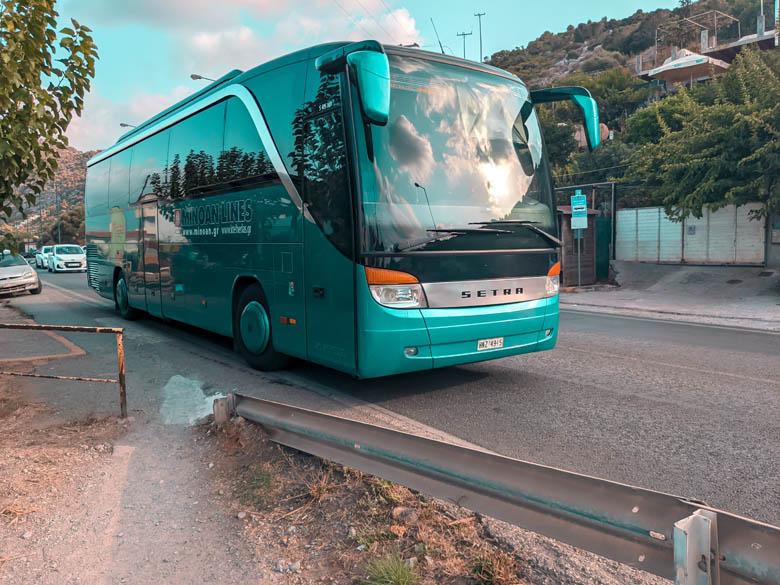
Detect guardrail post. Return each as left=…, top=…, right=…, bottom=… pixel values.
left=116, top=331, right=127, bottom=419
left=674, top=509, right=719, bottom=585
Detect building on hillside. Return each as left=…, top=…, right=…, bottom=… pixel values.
left=635, top=9, right=776, bottom=87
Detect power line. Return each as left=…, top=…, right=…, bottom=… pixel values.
left=377, top=0, right=415, bottom=42
left=352, top=0, right=400, bottom=44
left=331, top=0, right=375, bottom=39
left=553, top=163, right=631, bottom=178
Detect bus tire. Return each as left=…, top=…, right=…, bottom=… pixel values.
left=115, top=271, right=139, bottom=320
left=234, top=284, right=291, bottom=371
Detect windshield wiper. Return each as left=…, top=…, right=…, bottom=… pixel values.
left=393, top=227, right=510, bottom=252
left=427, top=228, right=512, bottom=234
left=468, top=220, right=562, bottom=246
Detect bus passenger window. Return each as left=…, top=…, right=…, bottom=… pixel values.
left=167, top=102, right=226, bottom=200
left=108, top=149, right=131, bottom=209
left=85, top=159, right=111, bottom=217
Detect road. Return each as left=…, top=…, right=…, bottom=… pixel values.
left=7, top=269, right=780, bottom=526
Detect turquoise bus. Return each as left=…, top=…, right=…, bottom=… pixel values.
left=85, top=41, right=600, bottom=378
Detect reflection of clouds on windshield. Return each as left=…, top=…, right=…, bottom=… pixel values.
left=367, top=170, right=429, bottom=251
left=393, top=57, right=433, bottom=74
left=388, top=115, right=435, bottom=184
left=436, top=83, right=534, bottom=217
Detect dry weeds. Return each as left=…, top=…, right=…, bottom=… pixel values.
left=203, top=416, right=527, bottom=585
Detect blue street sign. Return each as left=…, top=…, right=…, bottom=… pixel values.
left=571, top=190, right=588, bottom=230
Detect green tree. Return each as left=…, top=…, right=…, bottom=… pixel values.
left=0, top=0, right=97, bottom=251
left=48, top=204, right=84, bottom=244
left=536, top=107, right=577, bottom=176
left=625, top=48, right=780, bottom=221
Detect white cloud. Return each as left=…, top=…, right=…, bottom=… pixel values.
left=64, top=0, right=423, bottom=151
left=64, top=0, right=286, bottom=31
left=67, top=86, right=191, bottom=152
left=183, top=26, right=271, bottom=75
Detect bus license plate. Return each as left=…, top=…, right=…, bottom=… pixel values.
left=477, top=337, right=504, bottom=351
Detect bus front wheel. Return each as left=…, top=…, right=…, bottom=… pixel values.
left=234, top=284, right=291, bottom=371
left=115, top=271, right=139, bottom=320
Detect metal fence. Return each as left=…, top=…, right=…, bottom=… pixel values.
left=0, top=323, right=127, bottom=418
left=217, top=393, right=780, bottom=585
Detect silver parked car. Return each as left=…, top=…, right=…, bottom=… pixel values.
left=0, top=251, right=42, bottom=296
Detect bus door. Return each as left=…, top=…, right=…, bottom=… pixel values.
left=301, top=104, right=357, bottom=374
left=141, top=201, right=163, bottom=317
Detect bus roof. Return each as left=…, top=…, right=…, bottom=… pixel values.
left=95, top=41, right=523, bottom=164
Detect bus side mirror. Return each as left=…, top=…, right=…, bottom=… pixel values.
left=346, top=51, right=390, bottom=126
left=530, top=87, right=600, bottom=151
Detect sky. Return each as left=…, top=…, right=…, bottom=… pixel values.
left=59, top=0, right=680, bottom=152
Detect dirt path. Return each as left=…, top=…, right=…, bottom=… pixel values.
left=0, top=372, right=259, bottom=584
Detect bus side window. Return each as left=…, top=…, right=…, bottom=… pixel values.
left=222, top=98, right=294, bottom=242
left=129, top=130, right=170, bottom=203
left=298, top=69, right=352, bottom=257
left=244, top=62, right=307, bottom=191
left=85, top=158, right=111, bottom=218
left=167, top=102, right=226, bottom=200
left=108, top=149, right=131, bottom=210
left=222, top=98, right=278, bottom=185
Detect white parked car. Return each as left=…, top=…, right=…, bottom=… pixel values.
left=35, top=245, right=53, bottom=269
left=47, top=244, right=87, bottom=273
left=0, top=251, right=42, bottom=296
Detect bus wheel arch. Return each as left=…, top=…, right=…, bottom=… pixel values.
left=232, top=279, right=291, bottom=371
left=114, top=268, right=138, bottom=320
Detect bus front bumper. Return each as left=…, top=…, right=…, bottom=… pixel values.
left=357, top=295, right=559, bottom=378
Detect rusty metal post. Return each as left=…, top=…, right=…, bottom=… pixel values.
left=116, top=331, right=127, bottom=418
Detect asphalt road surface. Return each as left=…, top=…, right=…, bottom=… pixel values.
left=8, top=269, right=780, bottom=526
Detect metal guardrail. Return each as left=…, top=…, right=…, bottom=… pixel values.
left=0, top=323, right=127, bottom=418
left=219, top=393, right=780, bottom=585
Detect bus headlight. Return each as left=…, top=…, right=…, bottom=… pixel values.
left=545, top=274, right=559, bottom=297
left=369, top=284, right=427, bottom=308
left=545, top=262, right=560, bottom=297
left=365, top=267, right=427, bottom=309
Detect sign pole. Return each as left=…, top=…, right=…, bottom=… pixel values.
left=570, top=189, right=588, bottom=288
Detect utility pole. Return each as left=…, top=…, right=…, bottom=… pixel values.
left=54, top=177, right=61, bottom=244
left=456, top=31, right=472, bottom=60
left=39, top=192, right=43, bottom=246
left=474, top=12, right=485, bottom=62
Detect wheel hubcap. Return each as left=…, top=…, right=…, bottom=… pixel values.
left=240, top=301, right=270, bottom=355
left=117, top=279, right=129, bottom=311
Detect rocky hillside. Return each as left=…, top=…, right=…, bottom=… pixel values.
left=38, top=146, right=98, bottom=210
left=488, top=0, right=774, bottom=87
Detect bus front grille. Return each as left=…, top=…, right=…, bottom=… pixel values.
left=85, top=244, right=100, bottom=292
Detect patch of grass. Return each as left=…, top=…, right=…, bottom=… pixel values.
left=235, top=465, right=276, bottom=510
left=469, top=553, right=517, bottom=585
left=356, top=529, right=397, bottom=548
left=0, top=397, right=24, bottom=419
left=471, top=557, right=496, bottom=585
left=370, top=478, right=403, bottom=505
left=363, top=554, right=418, bottom=585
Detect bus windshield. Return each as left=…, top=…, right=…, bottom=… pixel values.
left=362, top=55, right=557, bottom=254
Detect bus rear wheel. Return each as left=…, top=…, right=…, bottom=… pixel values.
left=234, top=284, right=291, bottom=371
left=115, top=271, right=139, bottom=320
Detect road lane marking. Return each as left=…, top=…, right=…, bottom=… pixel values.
left=557, top=344, right=779, bottom=386
left=41, top=279, right=112, bottom=307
